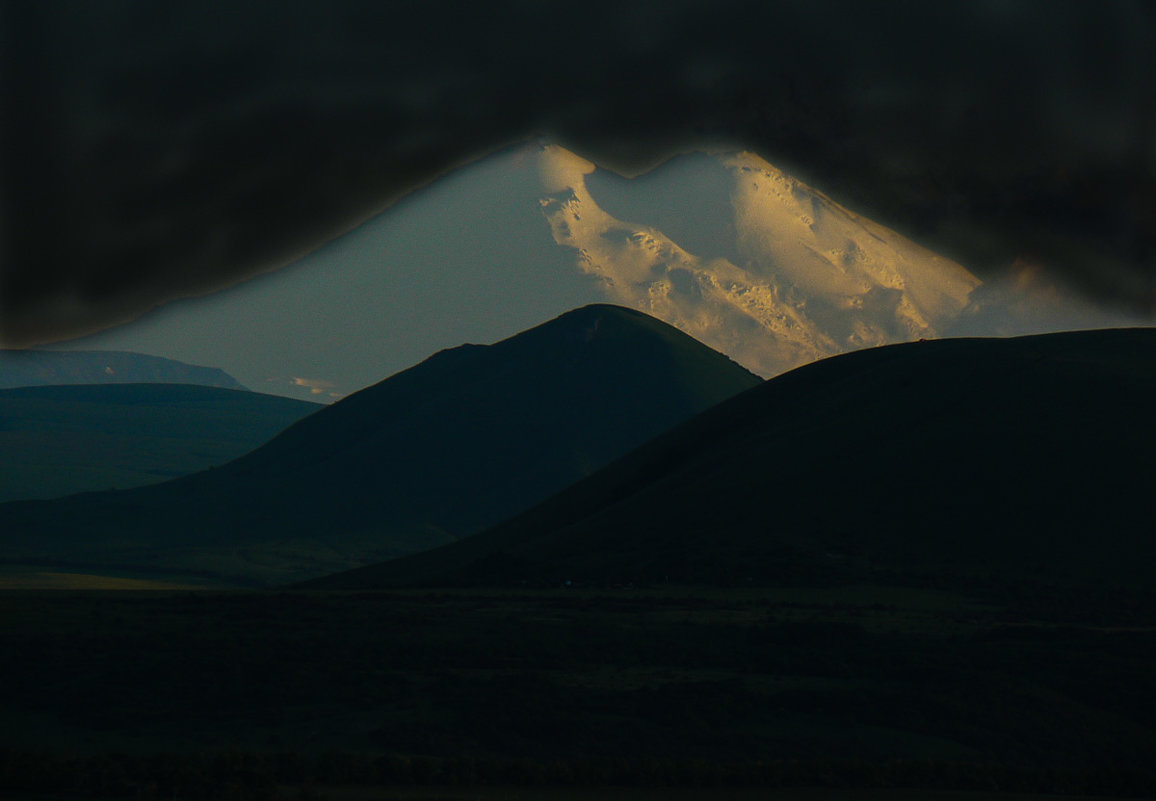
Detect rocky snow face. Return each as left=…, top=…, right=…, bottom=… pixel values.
left=536, top=144, right=980, bottom=377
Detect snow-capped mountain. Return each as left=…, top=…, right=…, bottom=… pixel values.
left=537, top=145, right=980, bottom=376
left=66, top=142, right=1146, bottom=398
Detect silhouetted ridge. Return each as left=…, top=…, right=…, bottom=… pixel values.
left=0, top=305, right=759, bottom=585
left=307, top=327, right=1156, bottom=591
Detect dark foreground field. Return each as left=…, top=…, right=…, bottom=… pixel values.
left=2, top=584, right=1154, bottom=800
left=4, top=788, right=1145, bottom=801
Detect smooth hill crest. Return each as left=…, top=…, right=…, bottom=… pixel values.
left=305, top=327, right=1156, bottom=592
left=0, top=305, right=760, bottom=586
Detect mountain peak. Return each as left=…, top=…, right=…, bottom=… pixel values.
left=536, top=143, right=597, bottom=193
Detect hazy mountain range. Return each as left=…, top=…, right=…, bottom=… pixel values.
left=0, top=349, right=244, bottom=389
left=8, top=305, right=1150, bottom=593
left=64, top=144, right=1147, bottom=401
left=0, top=306, right=758, bottom=585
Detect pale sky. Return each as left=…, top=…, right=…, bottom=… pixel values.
left=60, top=146, right=603, bottom=400
left=58, top=143, right=1150, bottom=403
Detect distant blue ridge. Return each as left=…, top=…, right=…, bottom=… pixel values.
left=0, top=349, right=245, bottom=390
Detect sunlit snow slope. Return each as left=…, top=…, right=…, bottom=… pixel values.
left=540, top=145, right=981, bottom=375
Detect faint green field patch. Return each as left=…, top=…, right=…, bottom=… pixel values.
left=0, top=566, right=222, bottom=590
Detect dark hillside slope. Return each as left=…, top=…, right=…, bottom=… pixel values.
left=0, top=305, right=759, bottom=585
left=0, top=349, right=244, bottom=389
left=311, top=328, right=1156, bottom=591
left=0, top=384, right=320, bottom=502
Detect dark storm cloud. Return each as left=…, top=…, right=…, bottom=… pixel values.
left=2, top=0, right=1153, bottom=345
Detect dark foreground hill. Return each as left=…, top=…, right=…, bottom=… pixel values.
left=0, top=348, right=245, bottom=389
left=310, top=327, right=1155, bottom=592
left=0, top=305, right=759, bottom=585
left=0, top=384, right=320, bottom=503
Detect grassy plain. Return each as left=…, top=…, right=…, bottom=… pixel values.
left=1, top=583, right=1154, bottom=799
left=272, top=787, right=1147, bottom=801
